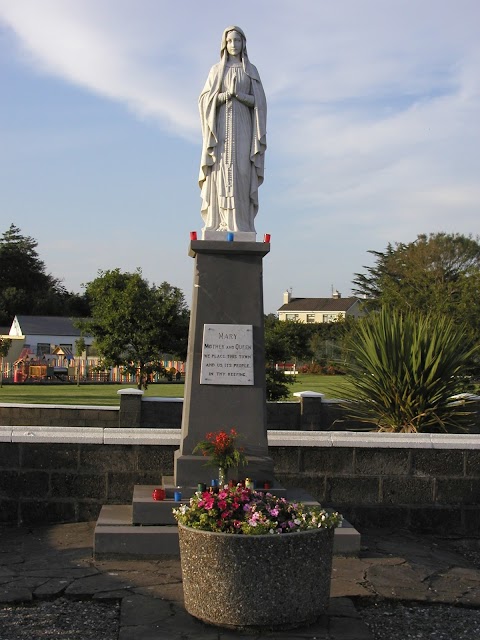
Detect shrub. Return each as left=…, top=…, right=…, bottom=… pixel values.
left=343, top=307, right=478, bottom=432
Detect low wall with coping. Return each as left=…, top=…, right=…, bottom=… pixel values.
left=2, top=390, right=478, bottom=431
left=1, top=427, right=480, bottom=536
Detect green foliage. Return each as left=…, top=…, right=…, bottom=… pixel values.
left=0, top=224, right=90, bottom=325
left=264, top=315, right=313, bottom=363
left=264, top=315, right=313, bottom=400
left=173, top=485, right=342, bottom=535
left=0, top=338, right=11, bottom=358
left=343, top=307, right=478, bottom=432
left=265, top=367, right=293, bottom=401
left=74, top=337, right=86, bottom=357
left=193, top=429, right=247, bottom=472
left=78, top=269, right=189, bottom=390
left=352, top=233, right=480, bottom=341
left=308, top=316, right=355, bottom=369
left=0, top=337, right=12, bottom=388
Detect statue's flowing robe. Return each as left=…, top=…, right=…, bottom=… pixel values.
left=198, top=60, right=267, bottom=233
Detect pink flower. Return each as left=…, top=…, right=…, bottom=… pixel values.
left=203, top=496, right=214, bottom=510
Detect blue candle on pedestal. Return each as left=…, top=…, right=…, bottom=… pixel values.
left=226, top=232, right=234, bottom=241
left=174, top=491, right=182, bottom=502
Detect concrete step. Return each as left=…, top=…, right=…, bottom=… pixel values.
left=94, top=505, right=180, bottom=557
left=94, top=503, right=361, bottom=558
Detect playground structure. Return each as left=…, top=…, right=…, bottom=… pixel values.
left=4, top=350, right=185, bottom=385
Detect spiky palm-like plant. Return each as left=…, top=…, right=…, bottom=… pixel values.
left=343, top=307, right=478, bottom=432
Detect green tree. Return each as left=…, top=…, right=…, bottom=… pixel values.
left=0, top=337, right=12, bottom=388
left=74, top=337, right=86, bottom=387
left=352, top=233, right=480, bottom=338
left=0, top=224, right=90, bottom=324
left=308, top=317, right=355, bottom=370
left=264, top=316, right=313, bottom=400
left=78, top=269, right=189, bottom=389
left=343, top=307, right=478, bottom=433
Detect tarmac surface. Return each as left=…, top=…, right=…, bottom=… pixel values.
left=1, top=522, right=480, bottom=639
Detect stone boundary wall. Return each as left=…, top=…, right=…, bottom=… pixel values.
left=1, top=429, right=480, bottom=536
left=0, top=403, right=119, bottom=429
left=2, top=392, right=479, bottom=431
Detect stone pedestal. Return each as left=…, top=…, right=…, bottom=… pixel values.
left=174, top=240, right=274, bottom=486
left=117, top=388, right=144, bottom=429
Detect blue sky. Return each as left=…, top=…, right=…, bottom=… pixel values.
left=1, top=0, right=479, bottom=314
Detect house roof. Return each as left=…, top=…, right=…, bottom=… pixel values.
left=278, top=297, right=360, bottom=312
left=12, top=315, right=86, bottom=337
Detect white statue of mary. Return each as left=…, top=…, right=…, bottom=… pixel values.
left=198, top=26, right=267, bottom=241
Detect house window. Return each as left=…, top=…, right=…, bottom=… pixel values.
left=322, top=313, right=339, bottom=323
left=285, top=314, right=299, bottom=321
left=37, top=343, right=51, bottom=357
left=306, top=314, right=316, bottom=323
left=59, top=344, right=73, bottom=351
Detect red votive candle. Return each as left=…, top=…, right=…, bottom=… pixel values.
left=152, top=488, right=166, bottom=501
left=190, top=231, right=197, bottom=240
left=263, top=233, right=271, bottom=243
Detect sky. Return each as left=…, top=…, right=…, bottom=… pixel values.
left=1, top=1, right=479, bottom=314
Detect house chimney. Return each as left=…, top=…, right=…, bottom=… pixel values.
left=283, top=290, right=291, bottom=304
left=332, top=289, right=341, bottom=299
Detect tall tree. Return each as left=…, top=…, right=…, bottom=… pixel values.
left=352, top=233, right=480, bottom=339
left=78, top=269, right=189, bottom=389
left=0, top=224, right=89, bottom=324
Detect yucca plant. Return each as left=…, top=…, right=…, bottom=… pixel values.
left=343, top=307, right=478, bottom=432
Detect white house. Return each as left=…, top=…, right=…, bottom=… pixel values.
left=277, top=290, right=364, bottom=323
left=1, top=315, right=93, bottom=364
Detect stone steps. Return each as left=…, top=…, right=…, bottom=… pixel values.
left=94, top=484, right=361, bottom=558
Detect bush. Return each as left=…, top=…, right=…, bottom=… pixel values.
left=343, top=307, right=478, bottom=432
left=300, top=362, right=324, bottom=375
left=265, top=367, right=293, bottom=401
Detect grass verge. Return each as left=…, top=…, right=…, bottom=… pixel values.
left=0, top=375, right=352, bottom=405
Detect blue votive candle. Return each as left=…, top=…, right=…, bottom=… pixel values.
left=174, top=491, right=182, bottom=502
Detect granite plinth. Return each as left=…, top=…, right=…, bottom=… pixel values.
left=176, top=241, right=272, bottom=486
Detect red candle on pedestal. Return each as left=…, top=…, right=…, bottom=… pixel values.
left=190, top=231, right=197, bottom=240
left=263, top=233, right=271, bottom=243
left=152, top=488, right=166, bottom=501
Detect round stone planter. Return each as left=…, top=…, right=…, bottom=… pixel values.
left=178, top=522, right=334, bottom=630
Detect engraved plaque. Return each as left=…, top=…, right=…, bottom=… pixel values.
left=200, top=324, right=254, bottom=385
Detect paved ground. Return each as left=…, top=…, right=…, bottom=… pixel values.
left=1, top=522, right=480, bottom=639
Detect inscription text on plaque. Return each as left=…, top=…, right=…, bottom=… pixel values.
left=200, top=324, right=254, bottom=385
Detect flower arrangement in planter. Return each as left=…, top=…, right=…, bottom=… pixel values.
left=173, top=486, right=342, bottom=630
left=193, top=428, right=247, bottom=486
left=173, top=485, right=342, bottom=534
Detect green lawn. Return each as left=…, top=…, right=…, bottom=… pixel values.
left=0, top=375, right=352, bottom=405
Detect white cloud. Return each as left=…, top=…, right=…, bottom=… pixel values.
left=1, top=0, right=479, bottom=309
